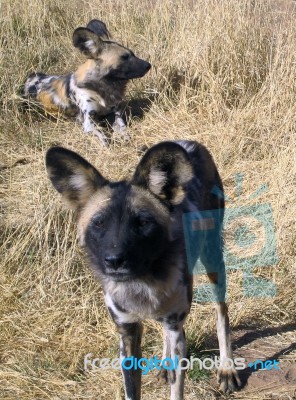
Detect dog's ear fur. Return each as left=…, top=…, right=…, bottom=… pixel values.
left=73, top=27, right=104, bottom=58
left=46, top=147, right=108, bottom=210
left=86, top=19, right=111, bottom=40
left=132, top=142, right=193, bottom=205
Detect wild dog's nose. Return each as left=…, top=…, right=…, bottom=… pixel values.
left=104, top=253, right=125, bottom=269
left=145, top=62, right=151, bottom=72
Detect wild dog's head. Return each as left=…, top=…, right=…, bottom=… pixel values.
left=72, top=19, right=151, bottom=80
left=46, top=142, right=193, bottom=282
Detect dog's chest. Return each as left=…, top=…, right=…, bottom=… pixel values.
left=70, top=77, right=127, bottom=115
left=103, top=266, right=190, bottom=324
left=97, top=80, right=126, bottom=109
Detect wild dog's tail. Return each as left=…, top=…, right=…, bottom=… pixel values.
left=24, top=72, right=47, bottom=97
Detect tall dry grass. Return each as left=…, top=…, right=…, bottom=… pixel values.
left=0, top=0, right=295, bottom=399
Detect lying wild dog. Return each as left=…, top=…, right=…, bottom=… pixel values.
left=46, top=141, right=241, bottom=399
left=24, top=20, right=151, bottom=145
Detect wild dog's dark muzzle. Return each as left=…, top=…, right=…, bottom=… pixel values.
left=104, top=252, right=126, bottom=270
left=134, top=60, right=151, bottom=77
left=107, top=58, right=151, bottom=80
left=143, top=61, right=151, bottom=72
left=104, top=251, right=135, bottom=280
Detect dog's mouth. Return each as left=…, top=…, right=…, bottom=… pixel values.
left=106, top=271, right=137, bottom=282
left=127, top=66, right=151, bottom=79
left=104, top=266, right=137, bottom=281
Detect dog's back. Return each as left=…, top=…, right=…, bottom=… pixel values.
left=24, top=72, right=48, bottom=96
left=24, top=73, right=77, bottom=116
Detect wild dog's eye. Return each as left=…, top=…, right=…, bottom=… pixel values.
left=93, top=216, right=105, bottom=228
left=121, top=53, right=130, bottom=61
left=137, top=216, right=154, bottom=228
left=139, top=219, right=149, bottom=227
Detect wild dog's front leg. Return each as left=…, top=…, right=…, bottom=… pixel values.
left=112, top=110, right=130, bottom=140
left=82, top=110, right=108, bottom=146
left=157, top=325, right=171, bottom=384
left=162, top=323, right=187, bottom=400
left=71, top=86, right=108, bottom=145
left=112, top=110, right=126, bottom=131
left=118, top=322, right=143, bottom=400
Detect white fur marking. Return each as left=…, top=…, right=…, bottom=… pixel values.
left=85, top=39, right=97, bottom=55
left=149, top=168, right=167, bottom=195
left=69, top=174, right=87, bottom=190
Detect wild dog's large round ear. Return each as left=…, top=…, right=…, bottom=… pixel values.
left=73, top=27, right=105, bottom=58
left=86, top=19, right=111, bottom=40
left=132, top=142, right=193, bottom=205
left=46, top=147, right=108, bottom=210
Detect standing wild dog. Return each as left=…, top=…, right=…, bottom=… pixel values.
left=24, top=20, right=151, bottom=145
left=46, top=141, right=241, bottom=399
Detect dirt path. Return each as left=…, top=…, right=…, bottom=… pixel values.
left=217, top=325, right=296, bottom=399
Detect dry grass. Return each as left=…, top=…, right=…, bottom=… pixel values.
left=1, top=0, right=296, bottom=399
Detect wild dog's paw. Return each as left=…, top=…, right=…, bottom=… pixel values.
left=112, top=120, right=126, bottom=131
left=92, top=129, right=109, bottom=146
left=112, top=115, right=127, bottom=130
left=156, top=368, right=176, bottom=385
left=119, top=130, right=130, bottom=141
left=217, top=367, right=241, bottom=394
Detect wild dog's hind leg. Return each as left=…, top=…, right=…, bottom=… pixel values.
left=214, top=299, right=241, bottom=393
left=199, top=201, right=240, bottom=393
left=202, top=258, right=241, bottom=393
left=118, top=322, right=143, bottom=400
